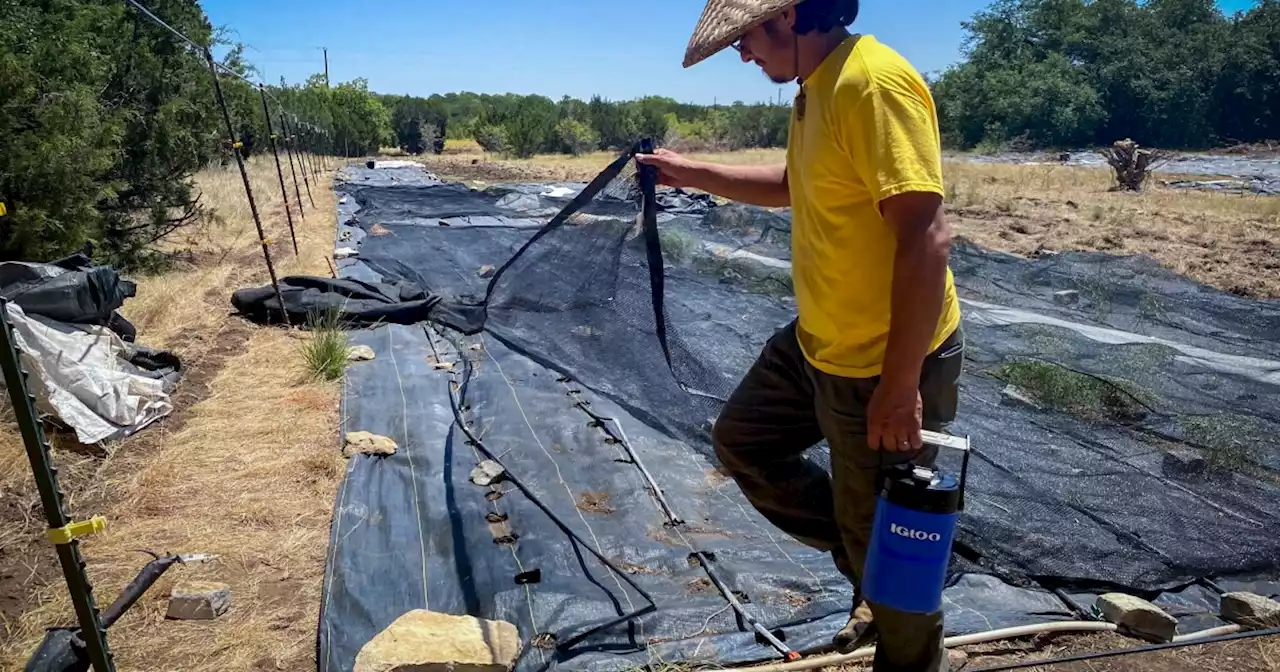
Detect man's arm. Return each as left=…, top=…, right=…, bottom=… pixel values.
left=636, top=149, right=790, bottom=207
left=867, top=192, right=952, bottom=451
left=836, top=77, right=953, bottom=451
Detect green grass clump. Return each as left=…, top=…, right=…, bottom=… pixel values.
left=300, top=307, right=350, bottom=382
left=1178, top=414, right=1275, bottom=481
left=996, top=359, right=1153, bottom=423
left=659, top=228, right=699, bottom=265
left=691, top=254, right=793, bottom=298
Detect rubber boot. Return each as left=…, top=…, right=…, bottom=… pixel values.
left=831, top=548, right=878, bottom=653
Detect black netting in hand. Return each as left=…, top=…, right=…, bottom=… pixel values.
left=479, top=144, right=736, bottom=449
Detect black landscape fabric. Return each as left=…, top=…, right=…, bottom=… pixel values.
left=0, top=246, right=140, bottom=340
left=313, top=149, right=1280, bottom=671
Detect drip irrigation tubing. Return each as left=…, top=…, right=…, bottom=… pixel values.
left=562, top=385, right=800, bottom=660
left=969, top=625, right=1280, bottom=672
left=565, top=392, right=683, bottom=525
left=428, top=326, right=658, bottom=655
left=703, top=622, right=1279, bottom=672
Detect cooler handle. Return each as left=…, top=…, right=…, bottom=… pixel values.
left=921, top=429, right=971, bottom=512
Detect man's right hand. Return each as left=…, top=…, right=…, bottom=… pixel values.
left=636, top=150, right=791, bottom=208
left=636, top=148, right=702, bottom=189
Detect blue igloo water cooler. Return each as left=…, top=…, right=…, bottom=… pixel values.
left=862, top=430, right=971, bottom=615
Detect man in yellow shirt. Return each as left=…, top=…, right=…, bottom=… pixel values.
left=637, top=1, right=963, bottom=670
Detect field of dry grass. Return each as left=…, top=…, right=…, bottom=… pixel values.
left=420, top=141, right=1280, bottom=298
left=0, top=155, right=345, bottom=671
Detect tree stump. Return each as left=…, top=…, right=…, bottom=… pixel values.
left=1099, top=139, right=1168, bottom=191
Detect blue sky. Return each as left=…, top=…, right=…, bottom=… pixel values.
left=204, top=0, right=1259, bottom=105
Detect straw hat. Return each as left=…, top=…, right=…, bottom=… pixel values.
left=683, top=0, right=804, bottom=68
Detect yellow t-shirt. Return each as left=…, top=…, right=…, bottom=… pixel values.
left=786, top=34, right=961, bottom=378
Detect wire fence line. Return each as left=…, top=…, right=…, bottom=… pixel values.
left=2, top=5, right=348, bottom=669
left=122, top=0, right=348, bottom=325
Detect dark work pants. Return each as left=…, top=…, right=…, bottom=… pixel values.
left=712, top=321, right=964, bottom=672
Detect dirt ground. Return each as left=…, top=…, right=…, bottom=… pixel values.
left=954, top=630, right=1277, bottom=671
left=421, top=143, right=1280, bottom=299
left=0, top=156, right=344, bottom=671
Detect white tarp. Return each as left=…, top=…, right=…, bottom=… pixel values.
left=3, top=302, right=174, bottom=444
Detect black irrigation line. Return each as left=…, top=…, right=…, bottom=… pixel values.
left=970, top=626, right=1280, bottom=671
left=567, top=395, right=683, bottom=525
left=564, top=387, right=798, bottom=661
left=429, top=327, right=659, bottom=655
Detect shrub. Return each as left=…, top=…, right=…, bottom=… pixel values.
left=556, top=118, right=599, bottom=156
left=473, top=123, right=507, bottom=153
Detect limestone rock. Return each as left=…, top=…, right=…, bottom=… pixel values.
left=166, top=581, right=231, bottom=620
left=344, top=431, right=398, bottom=458
left=1161, top=446, right=1207, bottom=478
left=1000, top=384, right=1040, bottom=410
left=1097, top=593, right=1177, bottom=642
left=1220, top=592, right=1280, bottom=627
left=354, top=609, right=520, bottom=672
left=347, top=345, right=376, bottom=362
left=1053, top=290, right=1080, bottom=306
left=470, top=460, right=506, bottom=486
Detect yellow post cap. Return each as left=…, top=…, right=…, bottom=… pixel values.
left=47, top=515, right=107, bottom=545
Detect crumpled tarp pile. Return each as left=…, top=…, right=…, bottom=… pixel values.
left=0, top=248, right=181, bottom=444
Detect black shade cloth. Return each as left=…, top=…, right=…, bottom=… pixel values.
left=0, top=244, right=139, bottom=341
left=316, top=146, right=1280, bottom=671
left=230, top=275, right=445, bottom=327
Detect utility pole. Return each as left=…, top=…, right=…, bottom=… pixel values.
left=323, top=47, right=329, bottom=88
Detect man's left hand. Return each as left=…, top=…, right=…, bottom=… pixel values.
left=867, top=380, right=923, bottom=452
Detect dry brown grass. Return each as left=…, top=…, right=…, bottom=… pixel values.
left=442, top=137, right=483, bottom=155
left=0, top=154, right=344, bottom=671
left=421, top=147, right=782, bottom=186
left=420, top=147, right=1280, bottom=298
left=944, top=161, right=1280, bottom=298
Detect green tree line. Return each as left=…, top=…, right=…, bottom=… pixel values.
left=932, top=0, right=1280, bottom=150
left=377, top=92, right=791, bottom=158
left=0, top=0, right=391, bottom=268
left=7, top=0, right=1276, bottom=269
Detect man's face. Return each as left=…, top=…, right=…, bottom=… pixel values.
left=734, top=14, right=797, bottom=84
